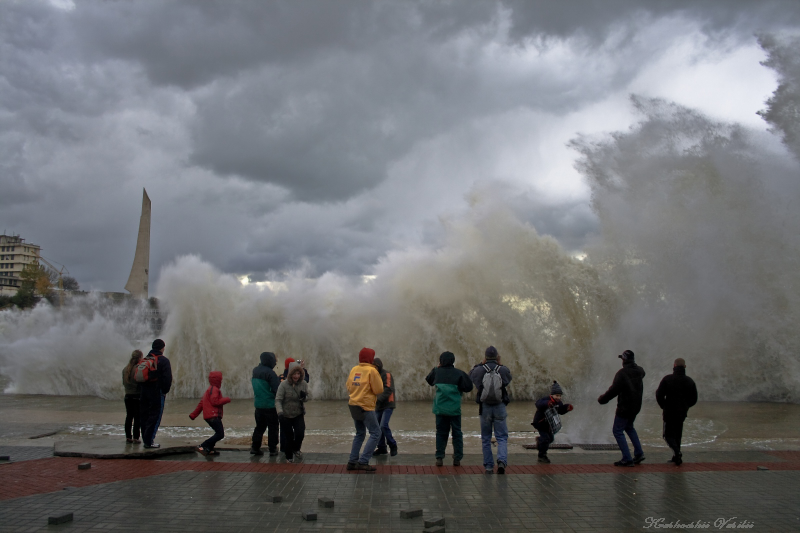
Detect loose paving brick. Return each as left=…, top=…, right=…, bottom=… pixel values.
left=424, top=517, right=445, bottom=527
left=318, top=497, right=334, bottom=508
left=269, top=494, right=282, bottom=503
left=423, top=526, right=445, bottom=533
left=47, top=512, right=73, bottom=525
left=301, top=510, right=317, bottom=521
left=401, top=508, right=423, bottom=518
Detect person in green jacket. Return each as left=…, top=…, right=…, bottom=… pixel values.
left=425, top=351, right=474, bottom=467
left=251, top=352, right=282, bottom=456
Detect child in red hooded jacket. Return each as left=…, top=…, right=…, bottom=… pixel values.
left=190, top=371, right=231, bottom=456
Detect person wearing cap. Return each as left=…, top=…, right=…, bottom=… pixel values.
left=250, top=352, right=282, bottom=457
left=598, top=349, right=646, bottom=466
left=655, top=358, right=698, bottom=466
left=345, top=347, right=384, bottom=472
left=469, top=346, right=513, bottom=474
left=140, top=338, right=173, bottom=449
left=425, top=351, right=474, bottom=467
left=531, top=381, right=574, bottom=463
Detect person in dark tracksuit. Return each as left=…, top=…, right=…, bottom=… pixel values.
left=531, top=381, right=574, bottom=463
left=140, top=339, right=173, bottom=449
left=655, top=358, right=698, bottom=466
left=373, top=358, right=398, bottom=457
left=598, top=349, right=645, bottom=467
left=425, top=351, right=474, bottom=467
left=251, top=352, right=282, bottom=456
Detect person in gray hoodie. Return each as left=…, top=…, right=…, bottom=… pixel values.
left=275, top=362, right=309, bottom=463
left=251, top=352, right=282, bottom=456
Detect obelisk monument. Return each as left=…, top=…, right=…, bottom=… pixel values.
left=125, top=189, right=151, bottom=299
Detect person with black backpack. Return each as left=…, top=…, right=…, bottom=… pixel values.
left=469, top=346, right=512, bottom=474
left=138, top=339, right=173, bottom=449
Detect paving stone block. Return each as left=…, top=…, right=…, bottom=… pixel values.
left=0, top=455, right=10, bottom=461
left=48, top=513, right=73, bottom=525
left=318, top=497, right=334, bottom=508
left=269, top=495, right=282, bottom=503
left=423, top=526, right=445, bottom=533
left=302, top=510, right=317, bottom=521
left=400, top=508, right=423, bottom=519
left=757, top=466, right=770, bottom=471
left=77, top=462, right=91, bottom=470
left=424, top=517, right=445, bottom=527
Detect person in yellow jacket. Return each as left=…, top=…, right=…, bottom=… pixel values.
left=346, top=347, right=384, bottom=472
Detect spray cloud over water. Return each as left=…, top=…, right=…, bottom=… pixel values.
left=1, top=35, right=800, bottom=404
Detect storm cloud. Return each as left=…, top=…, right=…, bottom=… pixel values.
left=1, top=0, right=798, bottom=289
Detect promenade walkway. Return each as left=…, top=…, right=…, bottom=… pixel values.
left=1, top=445, right=798, bottom=531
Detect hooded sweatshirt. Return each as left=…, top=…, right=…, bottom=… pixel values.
left=425, top=352, right=474, bottom=416
left=252, top=352, right=281, bottom=409
left=346, top=348, right=384, bottom=411
left=598, top=360, right=646, bottom=419
left=374, top=358, right=396, bottom=411
left=275, top=362, right=309, bottom=418
left=190, top=371, right=231, bottom=420
left=655, top=365, right=698, bottom=420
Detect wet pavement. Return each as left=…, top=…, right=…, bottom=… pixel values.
left=2, top=395, right=800, bottom=530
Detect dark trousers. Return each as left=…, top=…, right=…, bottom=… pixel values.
left=663, top=415, right=685, bottom=456
left=140, top=387, right=162, bottom=446
left=252, top=407, right=279, bottom=451
left=279, top=415, right=305, bottom=460
left=124, top=395, right=140, bottom=440
left=435, top=414, right=463, bottom=461
left=536, top=426, right=554, bottom=456
left=201, top=417, right=225, bottom=451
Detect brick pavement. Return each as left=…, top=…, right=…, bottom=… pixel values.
left=2, top=453, right=800, bottom=502
left=1, top=467, right=799, bottom=531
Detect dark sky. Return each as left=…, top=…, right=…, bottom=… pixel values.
left=1, top=0, right=797, bottom=291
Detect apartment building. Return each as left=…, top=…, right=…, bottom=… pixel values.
left=0, top=234, right=42, bottom=296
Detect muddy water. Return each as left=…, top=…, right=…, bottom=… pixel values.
left=2, top=394, right=799, bottom=454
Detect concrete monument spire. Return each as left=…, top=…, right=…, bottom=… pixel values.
left=125, top=188, right=151, bottom=299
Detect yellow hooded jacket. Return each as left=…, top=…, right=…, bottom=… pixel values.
left=346, top=362, right=384, bottom=411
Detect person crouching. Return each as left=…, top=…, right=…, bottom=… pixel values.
left=531, top=381, right=574, bottom=464
left=276, top=362, right=309, bottom=463
left=190, top=371, right=231, bottom=456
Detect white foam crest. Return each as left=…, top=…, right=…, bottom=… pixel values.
left=157, top=203, right=613, bottom=400
left=0, top=294, right=153, bottom=398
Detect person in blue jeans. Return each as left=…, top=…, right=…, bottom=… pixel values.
left=598, top=349, right=647, bottom=467
left=372, top=358, right=398, bottom=456
left=346, top=348, right=384, bottom=472
left=469, top=346, right=513, bottom=474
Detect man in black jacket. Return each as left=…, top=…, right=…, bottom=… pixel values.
left=598, top=349, right=645, bottom=467
left=655, top=358, right=698, bottom=466
left=140, top=339, right=173, bottom=449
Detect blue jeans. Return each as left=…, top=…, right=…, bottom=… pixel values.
left=377, top=409, right=396, bottom=449
left=480, top=403, right=508, bottom=469
left=349, top=410, right=381, bottom=464
left=613, top=415, right=643, bottom=462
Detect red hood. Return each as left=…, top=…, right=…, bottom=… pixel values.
left=208, top=371, right=223, bottom=388
left=359, top=347, right=375, bottom=364
left=284, top=357, right=295, bottom=369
